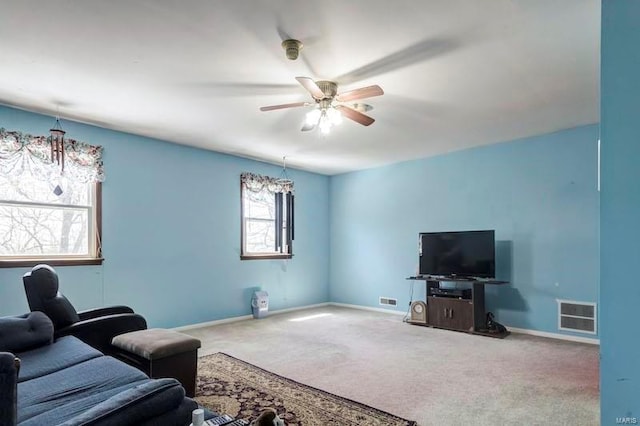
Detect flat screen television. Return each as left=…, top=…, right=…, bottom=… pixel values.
left=419, top=230, right=495, bottom=278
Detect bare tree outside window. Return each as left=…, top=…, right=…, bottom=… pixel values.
left=0, top=172, right=96, bottom=258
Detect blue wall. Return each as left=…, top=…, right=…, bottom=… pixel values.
left=600, top=0, right=640, bottom=422
left=329, top=125, right=600, bottom=337
left=0, top=105, right=330, bottom=327
left=0, top=105, right=601, bottom=340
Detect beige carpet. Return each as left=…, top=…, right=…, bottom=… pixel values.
left=195, top=352, right=417, bottom=425
left=184, top=305, right=599, bottom=426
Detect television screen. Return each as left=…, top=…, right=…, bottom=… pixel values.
left=419, top=230, right=495, bottom=278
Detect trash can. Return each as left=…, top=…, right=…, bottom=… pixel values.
left=251, top=291, right=269, bottom=319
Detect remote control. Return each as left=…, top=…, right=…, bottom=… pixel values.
left=204, top=415, right=234, bottom=425
left=220, top=420, right=248, bottom=426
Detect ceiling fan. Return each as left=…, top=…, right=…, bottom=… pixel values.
left=260, top=77, right=384, bottom=133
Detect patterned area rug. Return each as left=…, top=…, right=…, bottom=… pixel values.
left=195, top=353, right=417, bottom=426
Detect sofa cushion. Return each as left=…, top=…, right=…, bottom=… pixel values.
left=19, top=380, right=149, bottom=426
left=0, top=312, right=53, bottom=353
left=19, top=379, right=188, bottom=426
left=16, top=336, right=102, bottom=382
left=53, top=378, right=186, bottom=426
left=17, top=355, right=148, bottom=424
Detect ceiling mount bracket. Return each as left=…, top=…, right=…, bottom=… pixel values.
left=282, top=39, right=303, bottom=60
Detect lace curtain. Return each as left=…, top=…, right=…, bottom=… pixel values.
left=241, top=172, right=294, bottom=194
left=0, top=128, right=105, bottom=183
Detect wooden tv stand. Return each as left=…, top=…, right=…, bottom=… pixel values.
left=406, top=276, right=510, bottom=338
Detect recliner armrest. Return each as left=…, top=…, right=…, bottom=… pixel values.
left=56, top=314, right=147, bottom=355
left=77, top=305, right=135, bottom=321
left=0, top=352, right=19, bottom=426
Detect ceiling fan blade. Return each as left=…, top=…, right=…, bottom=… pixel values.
left=336, top=85, right=384, bottom=103
left=334, top=37, right=459, bottom=85
left=182, top=82, right=301, bottom=97
left=260, top=102, right=310, bottom=112
left=295, top=77, right=325, bottom=99
left=335, top=105, right=375, bottom=126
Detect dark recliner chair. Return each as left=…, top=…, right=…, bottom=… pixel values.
left=23, top=264, right=147, bottom=355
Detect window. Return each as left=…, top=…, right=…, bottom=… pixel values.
left=0, top=176, right=102, bottom=266
left=241, top=172, right=294, bottom=259
left=0, top=127, right=104, bottom=267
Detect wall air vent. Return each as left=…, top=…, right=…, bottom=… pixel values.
left=557, top=300, right=597, bottom=334
left=379, top=297, right=398, bottom=307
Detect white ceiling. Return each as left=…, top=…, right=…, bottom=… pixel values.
left=0, top=0, right=600, bottom=175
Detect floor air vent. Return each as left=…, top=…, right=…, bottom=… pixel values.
left=557, top=300, right=596, bottom=334
left=379, top=297, right=398, bottom=307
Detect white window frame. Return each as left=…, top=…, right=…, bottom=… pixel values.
left=0, top=182, right=103, bottom=267
left=240, top=181, right=293, bottom=260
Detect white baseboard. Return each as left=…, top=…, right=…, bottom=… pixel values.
left=172, top=302, right=331, bottom=331
left=172, top=314, right=253, bottom=331
left=173, top=302, right=599, bottom=345
left=268, top=302, right=331, bottom=315
left=506, top=326, right=600, bottom=345
left=329, top=302, right=406, bottom=316
left=331, top=303, right=600, bottom=345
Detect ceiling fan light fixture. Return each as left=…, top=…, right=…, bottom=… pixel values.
left=308, top=106, right=342, bottom=134
left=318, top=111, right=332, bottom=134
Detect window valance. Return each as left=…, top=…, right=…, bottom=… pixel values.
left=241, top=172, right=294, bottom=194
left=0, top=128, right=105, bottom=183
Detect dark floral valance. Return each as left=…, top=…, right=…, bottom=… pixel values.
left=0, top=128, right=105, bottom=183
left=241, top=172, right=294, bottom=194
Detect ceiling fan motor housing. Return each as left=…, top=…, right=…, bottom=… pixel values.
left=316, top=80, right=338, bottom=99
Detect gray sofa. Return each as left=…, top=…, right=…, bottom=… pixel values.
left=0, top=312, right=199, bottom=425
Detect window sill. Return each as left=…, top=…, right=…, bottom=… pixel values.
left=0, top=258, right=104, bottom=268
left=241, top=254, right=293, bottom=261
